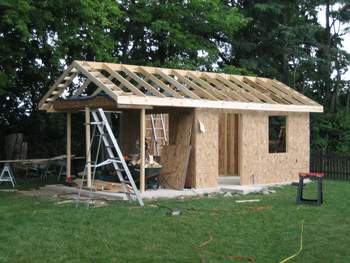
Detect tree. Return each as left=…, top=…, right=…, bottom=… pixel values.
left=115, top=0, right=247, bottom=70
left=0, top=0, right=123, bottom=157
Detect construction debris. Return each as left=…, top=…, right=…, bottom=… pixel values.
left=74, top=178, right=132, bottom=192
left=167, top=209, right=182, bottom=216
left=236, top=199, right=260, bottom=203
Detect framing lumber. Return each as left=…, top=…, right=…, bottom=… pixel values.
left=155, top=68, right=201, bottom=99
left=216, top=75, right=255, bottom=102
left=270, top=79, right=318, bottom=105
left=40, top=60, right=323, bottom=113
left=85, top=107, right=92, bottom=188
left=66, top=112, right=72, bottom=180
left=186, top=72, right=231, bottom=100
left=39, top=64, right=76, bottom=109
left=120, top=66, right=165, bottom=97
left=102, top=64, right=145, bottom=96
left=138, top=67, right=183, bottom=98
left=242, top=77, right=287, bottom=104
left=172, top=70, right=218, bottom=100
left=116, top=95, right=323, bottom=112
left=254, top=78, right=301, bottom=105
left=229, top=76, right=277, bottom=104
left=140, top=108, right=146, bottom=193
left=51, top=96, right=118, bottom=112
left=73, top=62, right=120, bottom=102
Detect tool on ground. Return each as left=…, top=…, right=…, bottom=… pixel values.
left=0, top=163, right=16, bottom=188
left=296, top=172, right=324, bottom=206
left=76, top=108, right=144, bottom=207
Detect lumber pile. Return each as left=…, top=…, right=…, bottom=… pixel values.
left=74, top=178, right=132, bottom=192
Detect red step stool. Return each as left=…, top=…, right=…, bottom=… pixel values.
left=296, top=172, right=325, bottom=206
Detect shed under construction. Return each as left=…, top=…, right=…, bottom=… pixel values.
left=39, top=60, right=323, bottom=193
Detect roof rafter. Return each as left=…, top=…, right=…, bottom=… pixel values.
left=39, top=60, right=323, bottom=113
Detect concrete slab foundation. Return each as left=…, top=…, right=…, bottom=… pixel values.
left=22, top=176, right=306, bottom=202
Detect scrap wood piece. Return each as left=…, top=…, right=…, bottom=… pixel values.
left=236, top=199, right=260, bottom=203
left=159, top=144, right=191, bottom=190
left=74, top=178, right=131, bottom=192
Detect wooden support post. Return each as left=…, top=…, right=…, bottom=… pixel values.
left=140, top=108, right=146, bottom=193
left=66, top=112, right=72, bottom=182
left=85, top=107, right=92, bottom=188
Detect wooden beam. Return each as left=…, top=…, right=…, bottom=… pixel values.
left=186, top=72, right=231, bottom=100
left=229, top=76, right=277, bottom=104
left=269, top=79, right=319, bottom=106
left=121, top=65, right=165, bottom=97
left=215, top=75, right=255, bottom=102
left=73, top=79, right=91, bottom=96
left=85, top=107, right=92, bottom=188
left=155, top=69, right=201, bottom=99
left=254, top=78, right=301, bottom=105
left=73, top=62, right=121, bottom=102
left=140, top=108, right=146, bottom=193
left=242, top=77, right=287, bottom=104
left=172, top=70, right=218, bottom=100
left=52, top=96, right=118, bottom=112
left=102, top=64, right=146, bottom=96
left=38, top=64, right=76, bottom=109
left=202, top=73, right=250, bottom=102
left=66, top=112, right=72, bottom=181
left=116, top=95, right=323, bottom=113
left=138, top=66, right=183, bottom=98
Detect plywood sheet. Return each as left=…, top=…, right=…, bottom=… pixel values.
left=185, top=109, right=219, bottom=188
left=169, top=110, right=193, bottom=146
left=159, top=145, right=191, bottom=190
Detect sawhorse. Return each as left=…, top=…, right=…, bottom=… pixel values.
left=0, top=163, right=16, bottom=188
left=296, top=172, right=324, bottom=206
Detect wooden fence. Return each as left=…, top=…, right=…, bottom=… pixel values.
left=310, top=151, right=350, bottom=180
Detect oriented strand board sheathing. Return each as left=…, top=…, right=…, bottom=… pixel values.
left=159, top=145, right=191, bottom=190
left=169, top=110, right=194, bottom=146
left=239, top=111, right=310, bottom=185
left=187, top=109, right=219, bottom=188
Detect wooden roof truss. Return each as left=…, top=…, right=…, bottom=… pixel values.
left=39, top=60, right=323, bottom=113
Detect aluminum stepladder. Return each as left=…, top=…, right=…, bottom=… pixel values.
left=76, top=108, right=144, bottom=207
left=149, top=114, right=168, bottom=156
left=0, top=163, right=15, bottom=188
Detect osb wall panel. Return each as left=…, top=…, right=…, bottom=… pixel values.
left=218, top=113, right=239, bottom=176
left=159, top=144, right=191, bottom=190
left=188, top=109, right=219, bottom=188
left=169, top=110, right=193, bottom=146
left=240, top=112, right=310, bottom=185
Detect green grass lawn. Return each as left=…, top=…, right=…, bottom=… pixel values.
left=0, top=180, right=349, bottom=263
